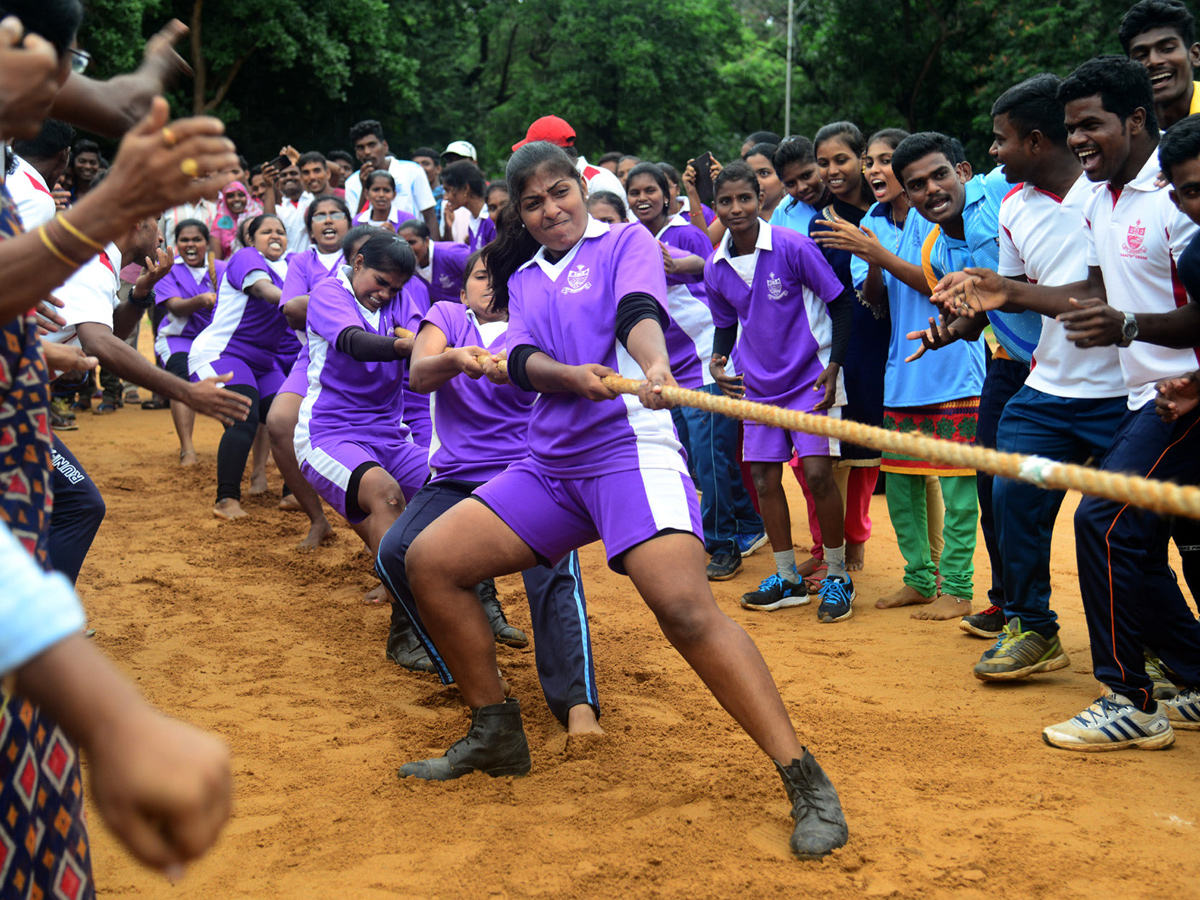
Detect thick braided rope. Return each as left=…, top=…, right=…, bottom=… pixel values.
left=598, top=375, right=1200, bottom=520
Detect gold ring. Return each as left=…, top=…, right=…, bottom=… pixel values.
left=161, top=126, right=178, bottom=148
left=179, top=157, right=200, bottom=178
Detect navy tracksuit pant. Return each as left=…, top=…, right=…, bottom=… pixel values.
left=49, top=437, right=106, bottom=585
left=375, top=479, right=598, bottom=726
left=1074, top=401, right=1200, bottom=710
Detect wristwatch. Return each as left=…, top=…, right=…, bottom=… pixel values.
left=129, top=287, right=156, bottom=310
left=1117, top=310, right=1139, bottom=347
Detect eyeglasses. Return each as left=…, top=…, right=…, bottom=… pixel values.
left=68, top=49, right=90, bottom=75
left=311, top=211, right=348, bottom=222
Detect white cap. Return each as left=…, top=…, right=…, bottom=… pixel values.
left=441, top=140, right=477, bottom=162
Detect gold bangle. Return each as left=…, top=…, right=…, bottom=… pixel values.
left=38, top=226, right=81, bottom=269
left=55, top=213, right=105, bottom=251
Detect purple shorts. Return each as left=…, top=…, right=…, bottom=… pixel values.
left=300, top=436, right=428, bottom=523
left=743, top=406, right=841, bottom=462
left=278, top=361, right=308, bottom=398
left=156, top=334, right=191, bottom=367
left=189, top=354, right=286, bottom=399
left=473, top=457, right=702, bottom=575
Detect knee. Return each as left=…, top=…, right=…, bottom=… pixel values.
left=654, top=595, right=721, bottom=647
left=750, top=464, right=778, bottom=496
left=266, top=408, right=292, bottom=447
left=804, top=466, right=836, bottom=498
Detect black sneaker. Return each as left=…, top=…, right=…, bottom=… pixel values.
left=775, top=749, right=849, bottom=859
left=740, top=570, right=810, bottom=611
left=959, top=604, right=1005, bottom=639
left=400, top=697, right=532, bottom=780
left=386, top=614, right=436, bottom=673
left=706, top=549, right=743, bottom=581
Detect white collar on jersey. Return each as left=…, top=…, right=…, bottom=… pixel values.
left=654, top=213, right=690, bottom=240
left=713, top=219, right=773, bottom=263
left=1125, top=149, right=1166, bottom=193
left=519, top=215, right=610, bottom=279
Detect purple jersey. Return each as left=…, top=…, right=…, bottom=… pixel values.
left=399, top=277, right=433, bottom=448
left=281, top=248, right=343, bottom=346
left=154, top=258, right=224, bottom=364
left=422, top=301, right=538, bottom=483
left=189, top=247, right=289, bottom=371
left=704, top=223, right=845, bottom=411
left=655, top=214, right=717, bottom=389
left=417, top=241, right=472, bottom=304
left=294, top=269, right=410, bottom=461
left=468, top=213, right=497, bottom=253
left=506, top=218, right=683, bottom=477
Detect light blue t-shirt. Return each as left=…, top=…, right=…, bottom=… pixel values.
left=881, top=203, right=986, bottom=407
left=769, top=197, right=819, bottom=235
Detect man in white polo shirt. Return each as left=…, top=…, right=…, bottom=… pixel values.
left=343, top=119, right=436, bottom=234
left=934, top=56, right=1200, bottom=751
left=964, top=74, right=1129, bottom=683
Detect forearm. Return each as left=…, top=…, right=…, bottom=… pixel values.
left=1131, top=303, right=1200, bottom=348
left=423, top=207, right=440, bottom=237
left=525, top=350, right=584, bottom=393
left=950, top=315, right=987, bottom=342
left=875, top=247, right=931, bottom=296
left=112, top=302, right=145, bottom=341
left=410, top=349, right=467, bottom=392
left=78, top=326, right=191, bottom=401
left=14, top=634, right=148, bottom=752
left=1005, top=276, right=1101, bottom=317
left=863, top=265, right=886, bottom=306
left=46, top=73, right=153, bottom=138
left=282, top=295, right=309, bottom=331
left=624, top=317, right=671, bottom=374
left=164, top=294, right=210, bottom=317
left=247, top=282, right=283, bottom=305
left=671, top=254, right=706, bottom=275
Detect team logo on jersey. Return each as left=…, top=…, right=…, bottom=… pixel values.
left=438, top=274, right=454, bottom=289
left=562, top=264, right=592, bottom=294
left=1122, top=219, right=1147, bottom=258
left=767, top=272, right=787, bottom=300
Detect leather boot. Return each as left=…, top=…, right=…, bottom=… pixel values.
left=476, top=579, right=529, bottom=648
left=775, top=749, right=849, bottom=859
left=400, top=697, right=532, bottom=780
left=385, top=604, right=435, bottom=673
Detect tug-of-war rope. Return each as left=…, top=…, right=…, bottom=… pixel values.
left=461, top=349, right=1200, bottom=520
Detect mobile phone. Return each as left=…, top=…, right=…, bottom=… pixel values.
left=692, top=151, right=716, bottom=206
left=266, top=154, right=291, bottom=172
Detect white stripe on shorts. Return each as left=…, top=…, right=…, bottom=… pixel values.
left=306, top=447, right=353, bottom=490
left=638, top=467, right=694, bottom=534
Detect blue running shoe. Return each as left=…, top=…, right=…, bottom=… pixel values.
left=741, top=571, right=810, bottom=611
left=817, top=576, right=855, bottom=623
left=736, top=531, right=769, bottom=557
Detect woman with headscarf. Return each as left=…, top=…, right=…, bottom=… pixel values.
left=210, top=179, right=262, bottom=259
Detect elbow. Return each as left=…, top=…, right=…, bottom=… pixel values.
left=407, top=362, right=432, bottom=394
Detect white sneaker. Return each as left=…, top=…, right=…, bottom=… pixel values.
left=1042, top=693, right=1175, bottom=752
left=1162, top=687, right=1200, bottom=731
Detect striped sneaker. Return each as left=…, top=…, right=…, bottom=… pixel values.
left=1042, top=693, right=1174, bottom=752
left=1144, top=649, right=1180, bottom=700
left=959, top=605, right=1005, bottom=639
left=741, top=571, right=810, bottom=611
left=974, top=618, right=1069, bottom=681
left=1162, top=688, right=1200, bottom=731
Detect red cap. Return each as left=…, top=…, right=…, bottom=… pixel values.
left=512, top=115, right=576, bottom=151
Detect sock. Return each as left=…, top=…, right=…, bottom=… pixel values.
left=774, top=549, right=797, bottom=582
left=824, top=544, right=847, bottom=580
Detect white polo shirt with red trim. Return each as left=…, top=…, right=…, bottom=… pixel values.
left=1083, top=150, right=1199, bottom=409
left=9, top=155, right=55, bottom=230
left=999, top=175, right=1124, bottom=399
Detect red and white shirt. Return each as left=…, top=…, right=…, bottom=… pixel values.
left=1084, top=151, right=1199, bottom=409
left=8, top=155, right=55, bottom=230
left=999, top=175, right=1124, bottom=399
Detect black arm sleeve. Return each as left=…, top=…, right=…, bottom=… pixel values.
left=615, top=292, right=668, bottom=348
left=712, top=324, right=737, bottom=359
left=336, top=326, right=402, bottom=362
left=828, top=289, right=853, bottom=366
left=507, top=343, right=542, bottom=393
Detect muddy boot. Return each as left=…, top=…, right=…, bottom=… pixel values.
left=400, top=697, right=531, bottom=781
left=386, top=605, right=435, bottom=673
left=775, top=749, right=849, bottom=859
left=476, top=579, right=528, bottom=648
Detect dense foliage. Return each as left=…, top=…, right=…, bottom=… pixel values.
left=78, top=0, right=1129, bottom=174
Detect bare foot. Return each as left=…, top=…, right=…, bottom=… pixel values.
left=213, top=498, right=248, bottom=520
left=179, top=449, right=198, bottom=467
left=363, top=583, right=391, bottom=605
left=846, top=543, right=865, bottom=572
left=499, top=669, right=512, bottom=697
left=796, top=555, right=823, bottom=578
left=249, top=472, right=269, bottom=495
left=911, top=594, right=972, bottom=620
left=278, top=493, right=301, bottom=512
left=875, top=584, right=933, bottom=609
left=295, top=517, right=334, bottom=551
left=566, top=704, right=604, bottom=735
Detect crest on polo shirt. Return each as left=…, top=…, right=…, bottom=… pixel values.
left=767, top=271, right=787, bottom=300
left=438, top=274, right=454, bottom=289
left=1122, top=219, right=1147, bottom=259
left=562, top=263, right=592, bottom=294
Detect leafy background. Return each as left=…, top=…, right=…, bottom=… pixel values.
left=79, top=0, right=1129, bottom=175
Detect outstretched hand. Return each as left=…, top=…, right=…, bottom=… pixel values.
left=1156, top=372, right=1200, bottom=422
left=931, top=267, right=1008, bottom=318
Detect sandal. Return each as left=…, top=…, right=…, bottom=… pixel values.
left=142, top=397, right=168, bottom=410
left=803, top=563, right=829, bottom=594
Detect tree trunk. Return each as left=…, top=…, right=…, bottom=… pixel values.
left=190, top=0, right=206, bottom=116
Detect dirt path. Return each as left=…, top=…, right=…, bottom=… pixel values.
left=68, top=372, right=1199, bottom=899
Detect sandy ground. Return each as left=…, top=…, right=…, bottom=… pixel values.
left=64, top=337, right=1200, bottom=900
